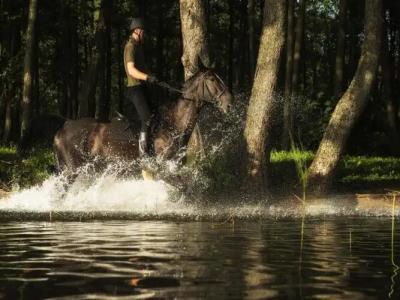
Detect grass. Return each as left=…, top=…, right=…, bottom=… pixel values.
left=270, top=150, right=400, bottom=194
left=1, top=145, right=400, bottom=194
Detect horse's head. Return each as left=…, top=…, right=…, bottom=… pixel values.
left=183, top=62, right=232, bottom=114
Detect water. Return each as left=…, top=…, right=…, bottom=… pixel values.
left=1, top=100, right=399, bottom=299
left=0, top=172, right=400, bottom=299
left=0, top=218, right=399, bottom=299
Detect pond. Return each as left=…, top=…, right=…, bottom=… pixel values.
left=0, top=217, right=399, bottom=299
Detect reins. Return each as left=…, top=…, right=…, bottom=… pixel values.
left=156, top=72, right=227, bottom=106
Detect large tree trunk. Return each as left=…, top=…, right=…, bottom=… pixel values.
left=20, top=0, right=38, bottom=139
left=333, top=0, right=347, bottom=99
left=179, top=0, right=210, bottom=161
left=281, top=0, right=295, bottom=150
left=180, top=0, right=210, bottom=79
left=307, top=0, right=383, bottom=195
left=243, top=0, right=286, bottom=189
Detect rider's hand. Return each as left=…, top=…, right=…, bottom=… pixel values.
left=147, top=74, right=159, bottom=85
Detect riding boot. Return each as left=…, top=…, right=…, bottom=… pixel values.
left=139, top=130, right=148, bottom=158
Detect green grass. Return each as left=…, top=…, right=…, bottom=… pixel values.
left=1, top=145, right=400, bottom=193
left=270, top=150, right=400, bottom=193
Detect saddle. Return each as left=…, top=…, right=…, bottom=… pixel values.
left=113, top=111, right=160, bottom=154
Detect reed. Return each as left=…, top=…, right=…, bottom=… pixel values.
left=289, top=133, right=309, bottom=204
left=389, top=192, right=399, bottom=298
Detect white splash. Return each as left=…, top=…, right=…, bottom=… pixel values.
left=0, top=171, right=184, bottom=214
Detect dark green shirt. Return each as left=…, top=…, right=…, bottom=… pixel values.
left=124, top=38, right=147, bottom=87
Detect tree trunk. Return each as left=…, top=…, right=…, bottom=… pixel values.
left=281, top=0, right=295, bottom=150
left=21, top=0, right=38, bottom=139
left=243, top=0, right=286, bottom=189
left=333, top=0, right=347, bottom=99
left=247, top=0, right=256, bottom=80
left=180, top=0, right=210, bottom=79
left=382, top=22, right=400, bottom=155
left=78, top=0, right=110, bottom=119
left=307, top=0, right=383, bottom=195
left=228, top=0, right=234, bottom=91
left=3, top=98, right=13, bottom=144
left=179, top=0, right=210, bottom=161
left=96, top=0, right=112, bottom=121
left=291, top=0, right=305, bottom=96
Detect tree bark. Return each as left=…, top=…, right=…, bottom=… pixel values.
left=307, top=0, right=383, bottom=195
left=21, top=0, right=38, bottom=139
left=333, top=0, right=347, bottom=99
left=243, top=0, right=286, bottom=189
left=179, top=0, right=210, bottom=161
left=180, top=0, right=210, bottom=79
left=281, top=0, right=295, bottom=150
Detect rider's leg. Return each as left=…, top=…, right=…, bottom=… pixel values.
left=127, top=86, right=151, bottom=157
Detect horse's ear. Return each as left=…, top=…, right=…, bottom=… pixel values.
left=197, top=55, right=208, bottom=71
left=210, top=60, right=216, bottom=69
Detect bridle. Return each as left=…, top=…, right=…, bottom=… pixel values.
left=157, top=71, right=228, bottom=108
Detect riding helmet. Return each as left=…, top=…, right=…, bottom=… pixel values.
left=130, top=18, right=144, bottom=31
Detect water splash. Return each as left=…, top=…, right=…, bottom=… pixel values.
left=1, top=97, right=399, bottom=219
left=0, top=161, right=186, bottom=214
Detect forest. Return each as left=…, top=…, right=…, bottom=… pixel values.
left=1, top=0, right=400, bottom=196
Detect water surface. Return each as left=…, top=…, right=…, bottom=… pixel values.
left=0, top=218, right=399, bottom=299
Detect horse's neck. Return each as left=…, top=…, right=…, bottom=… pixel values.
left=169, top=97, right=198, bottom=137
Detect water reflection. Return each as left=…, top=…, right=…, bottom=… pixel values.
left=0, top=218, right=399, bottom=299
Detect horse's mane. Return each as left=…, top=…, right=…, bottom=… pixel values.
left=182, top=69, right=210, bottom=90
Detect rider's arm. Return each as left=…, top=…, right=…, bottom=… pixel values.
left=127, top=61, right=149, bottom=81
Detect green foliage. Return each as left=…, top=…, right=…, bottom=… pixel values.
left=337, top=155, right=400, bottom=185
left=0, top=146, right=55, bottom=189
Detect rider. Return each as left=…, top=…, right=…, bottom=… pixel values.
left=124, top=17, right=158, bottom=157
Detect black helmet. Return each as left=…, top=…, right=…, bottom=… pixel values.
left=130, top=18, right=144, bottom=31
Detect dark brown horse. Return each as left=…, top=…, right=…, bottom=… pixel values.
left=53, top=67, right=232, bottom=172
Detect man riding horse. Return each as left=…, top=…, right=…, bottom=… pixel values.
left=124, top=17, right=158, bottom=157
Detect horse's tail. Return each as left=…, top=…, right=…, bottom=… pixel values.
left=17, top=114, right=67, bottom=156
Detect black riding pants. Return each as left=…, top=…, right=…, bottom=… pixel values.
left=126, top=85, right=151, bottom=131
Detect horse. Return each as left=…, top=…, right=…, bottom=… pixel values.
left=53, top=67, right=232, bottom=176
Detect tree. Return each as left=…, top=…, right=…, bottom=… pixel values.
left=307, top=0, right=383, bottom=195
left=20, top=0, right=38, bottom=139
left=243, top=0, right=286, bottom=189
left=179, top=0, right=210, bottom=160
left=281, top=0, right=295, bottom=149
left=77, top=0, right=111, bottom=119
left=247, top=0, right=256, bottom=79
left=333, top=0, right=347, bottom=99
left=291, top=0, right=306, bottom=95
left=179, top=0, right=210, bottom=80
